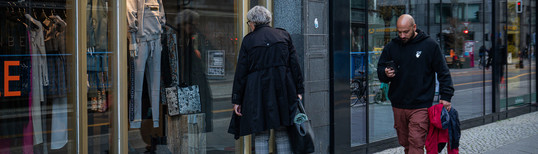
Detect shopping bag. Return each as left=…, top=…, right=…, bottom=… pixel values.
left=166, top=86, right=180, bottom=116
left=288, top=99, right=315, bottom=153
left=177, top=85, right=202, bottom=115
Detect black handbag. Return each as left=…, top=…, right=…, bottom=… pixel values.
left=288, top=99, right=315, bottom=153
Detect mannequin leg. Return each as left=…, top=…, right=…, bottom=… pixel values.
left=131, top=41, right=149, bottom=128
left=146, top=39, right=162, bottom=128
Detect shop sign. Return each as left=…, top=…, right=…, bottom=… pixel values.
left=503, top=26, right=518, bottom=31
left=207, top=50, right=225, bottom=78
left=1, top=61, right=21, bottom=97
left=464, top=41, right=475, bottom=57
left=373, top=47, right=383, bottom=52
left=368, top=28, right=397, bottom=34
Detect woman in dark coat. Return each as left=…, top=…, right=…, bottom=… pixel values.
left=228, top=5, right=304, bottom=154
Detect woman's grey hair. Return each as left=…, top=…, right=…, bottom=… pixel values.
left=175, top=9, right=200, bottom=25
left=247, top=6, right=272, bottom=25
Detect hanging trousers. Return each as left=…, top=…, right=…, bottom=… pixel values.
left=51, top=97, right=68, bottom=149
left=131, top=37, right=162, bottom=128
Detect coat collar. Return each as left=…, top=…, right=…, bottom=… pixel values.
left=254, top=24, right=270, bottom=31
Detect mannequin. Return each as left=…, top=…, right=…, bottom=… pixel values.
left=127, top=0, right=166, bottom=128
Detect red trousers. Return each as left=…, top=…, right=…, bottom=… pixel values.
left=393, top=107, right=429, bottom=154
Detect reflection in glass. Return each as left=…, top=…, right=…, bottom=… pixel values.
left=526, top=0, right=536, bottom=105
left=126, top=0, right=238, bottom=153
left=482, top=2, right=494, bottom=115
left=87, top=0, right=111, bottom=153
left=442, top=0, right=487, bottom=120
left=0, top=1, right=75, bottom=153
left=503, top=0, right=533, bottom=110
left=497, top=0, right=508, bottom=112
left=350, top=22, right=367, bottom=146
left=365, top=0, right=406, bottom=143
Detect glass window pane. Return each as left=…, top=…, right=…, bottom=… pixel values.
left=485, top=2, right=494, bottom=115
left=466, top=4, right=480, bottom=22
left=441, top=1, right=487, bottom=120
left=499, top=1, right=508, bottom=112
left=350, top=24, right=367, bottom=146
left=528, top=0, right=536, bottom=104
left=351, top=10, right=366, bottom=24
left=504, top=0, right=531, bottom=110
left=86, top=0, right=112, bottom=153
left=0, top=1, right=76, bottom=153
left=126, top=0, right=239, bottom=153
left=367, top=0, right=404, bottom=143
left=351, top=0, right=365, bottom=9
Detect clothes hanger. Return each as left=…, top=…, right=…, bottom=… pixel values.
left=10, top=2, right=16, bottom=13
left=50, top=4, right=55, bottom=16
left=17, top=5, right=23, bottom=18
left=41, top=7, right=50, bottom=21
left=5, top=2, right=15, bottom=22
left=7, top=2, right=13, bottom=15
left=33, top=8, right=39, bottom=20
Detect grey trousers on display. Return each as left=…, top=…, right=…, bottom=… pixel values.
left=51, top=97, right=68, bottom=149
left=130, top=38, right=162, bottom=128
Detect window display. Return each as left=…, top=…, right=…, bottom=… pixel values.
left=126, top=0, right=238, bottom=153
left=0, top=1, right=74, bottom=153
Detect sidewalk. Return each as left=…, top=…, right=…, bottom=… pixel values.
left=375, top=111, right=538, bottom=154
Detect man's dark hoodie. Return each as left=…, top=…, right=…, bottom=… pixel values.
left=377, top=29, right=454, bottom=109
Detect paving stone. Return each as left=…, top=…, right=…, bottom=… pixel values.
left=375, top=112, right=538, bottom=154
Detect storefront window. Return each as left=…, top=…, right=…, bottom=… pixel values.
left=505, top=0, right=533, bottom=109
left=526, top=0, right=536, bottom=104
left=363, top=0, right=494, bottom=143
left=0, top=0, right=76, bottom=153
left=126, top=0, right=239, bottom=153
left=484, top=2, right=494, bottom=115
left=438, top=0, right=488, bottom=120
left=466, top=4, right=481, bottom=22
left=350, top=0, right=367, bottom=146
left=86, top=0, right=113, bottom=153
left=366, top=0, right=405, bottom=143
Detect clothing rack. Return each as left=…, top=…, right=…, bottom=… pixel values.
left=0, top=1, right=67, bottom=10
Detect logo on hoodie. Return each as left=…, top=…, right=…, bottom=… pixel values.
left=416, top=51, right=422, bottom=58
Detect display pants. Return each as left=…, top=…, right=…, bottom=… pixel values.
left=31, top=52, right=44, bottom=145
left=254, top=127, right=292, bottom=154
left=131, top=38, right=161, bottom=128
left=392, top=107, right=429, bottom=154
left=51, top=97, right=68, bottom=149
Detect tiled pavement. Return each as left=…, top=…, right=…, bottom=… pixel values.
left=375, top=111, right=538, bottom=154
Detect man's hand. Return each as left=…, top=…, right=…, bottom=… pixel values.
left=298, top=94, right=303, bottom=100
left=385, top=67, right=396, bottom=78
left=439, top=100, right=451, bottom=111
left=233, top=104, right=242, bottom=116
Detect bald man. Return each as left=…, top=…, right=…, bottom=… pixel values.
left=377, top=14, right=455, bottom=154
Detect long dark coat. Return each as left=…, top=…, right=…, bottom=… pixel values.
left=228, top=24, right=304, bottom=139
